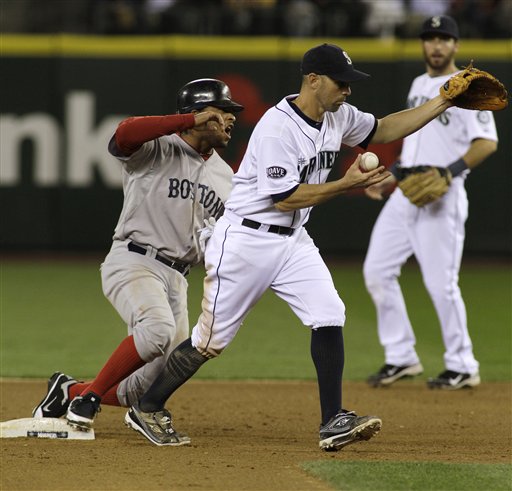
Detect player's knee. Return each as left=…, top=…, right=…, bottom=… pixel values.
left=424, top=278, right=460, bottom=301
left=363, top=259, right=381, bottom=285
left=364, top=268, right=396, bottom=304
left=363, top=264, right=384, bottom=291
left=134, top=320, right=175, bottom=361
left=190, top=330, right=226, bottom=359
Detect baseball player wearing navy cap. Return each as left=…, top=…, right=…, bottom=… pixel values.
left=364, top=16, right=498, bottom=390
left=125, top=43, right=461, bottom=450
left=420, top=14, right=459, bottom=40
left=301, top=43, right=370, bottom=82
left=33, top=79, right=243, bottom=442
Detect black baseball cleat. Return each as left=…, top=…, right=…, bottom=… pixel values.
left=319, top=410, right=382, bottom=452
left=367, top=363, right=423, bottom=387
left=125, top=403, right=191, bottom=446
left=427, top=370, right=480, bottom=390
left=32, top=372, right=77, bottom=418
left=66, top=392, right=101, bottom=431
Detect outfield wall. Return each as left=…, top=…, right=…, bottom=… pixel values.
left=1, top=35, right=511, bottom=253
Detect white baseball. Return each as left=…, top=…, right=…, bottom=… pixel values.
left=360, top=152, right=380, bottom=171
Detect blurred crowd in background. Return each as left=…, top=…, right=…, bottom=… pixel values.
left=1, top=0, right=511, bottom=39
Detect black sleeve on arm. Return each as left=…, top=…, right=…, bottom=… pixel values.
left=357, top=118, right=378, bottom=149
left=271, top=184, right=300, bottom=203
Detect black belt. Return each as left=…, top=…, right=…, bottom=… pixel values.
left=241, top=218, right=295, bottom=236
left=128, top=242, right=190, bottom=276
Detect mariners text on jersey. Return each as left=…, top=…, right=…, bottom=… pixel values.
left=299, top=150, right=341, bottom=182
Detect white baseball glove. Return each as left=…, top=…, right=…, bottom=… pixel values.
left=198, top=217, right=217, bottom=254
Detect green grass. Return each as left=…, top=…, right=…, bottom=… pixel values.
left=1, top=257, right=511, bottom=491
left=301, top=461, right=512, bottom=491
left=1, top=257, right=510, bottom=380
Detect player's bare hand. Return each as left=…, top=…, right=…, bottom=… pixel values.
left=194, top=111, right=225, bottom=131
left=342, top=155, right=391, bottom=190
left=364, top=174, right=396, bottom=200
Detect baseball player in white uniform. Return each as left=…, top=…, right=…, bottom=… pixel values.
left=364, top=16, right=498, bottom=390
left=32, top=79, right=243, bottom=443
left=123, top=43, right=461, bottom=450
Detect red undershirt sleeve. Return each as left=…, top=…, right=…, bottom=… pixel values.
left=114, top=114, right=196, bottom=156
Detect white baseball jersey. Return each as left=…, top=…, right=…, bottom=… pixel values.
left=401, top=72, right=498, bottom=169
left=225, top=95, right=376, bottom=226
left=110, top=133, right=233, bottom=265
left=364, top=71, right=498, bottom=376
left=191, top=96, right=377, bottom=356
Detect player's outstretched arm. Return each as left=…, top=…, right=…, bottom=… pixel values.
left=371, top=95, right=452, bottom=144
left=275, top=156, right=390, bottom=211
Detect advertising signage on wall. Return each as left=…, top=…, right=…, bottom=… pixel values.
left=1, top=36, right=510, bottom=253
left=1, top=91, right=125, bottom=188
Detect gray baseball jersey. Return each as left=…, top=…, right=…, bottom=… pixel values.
left=104, top=129, right=233, bottom=406
left=110, top=133, right=233, bottom=264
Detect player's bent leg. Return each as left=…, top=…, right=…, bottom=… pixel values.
left=117, top=313, right=189, bottom=407
left=422, top=273, right=479, bottom=378
left=363, top=195, right=421, bottom=380
left=70, top=257, right=184, bottom=428
left=66, top=335, right=145, bottom=429
left=137, top=338, right=210, bottom=414
left=126, top=338, right=209, bottom=444
left=363, top=265, right=420, bottom=368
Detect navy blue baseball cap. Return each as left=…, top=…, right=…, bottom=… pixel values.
left=301, top=43, right=370, bottom=83
left=420, top=15, right=459, bottom=40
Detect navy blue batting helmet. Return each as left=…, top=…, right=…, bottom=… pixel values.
left=176, top=78, right=244, bottom=114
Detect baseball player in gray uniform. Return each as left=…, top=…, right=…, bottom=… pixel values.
left=32, top=79, right=243, bottom=443
left=122, top=44, right=460, bottom=451
left=364, top=16, right=498, bottom=390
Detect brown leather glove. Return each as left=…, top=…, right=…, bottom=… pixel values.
left=440, top=61, right=508, bottom=111
left=398, top=167, right=452, bottom=207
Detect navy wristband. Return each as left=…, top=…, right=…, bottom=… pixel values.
left=447, top=158, right=468, bottom=177
left=389, top=160, right=401, bottom=179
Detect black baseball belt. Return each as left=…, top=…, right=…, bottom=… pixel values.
left=127, top=241, right=190, bottom=276
left=241, top=218, right=295, bottom=236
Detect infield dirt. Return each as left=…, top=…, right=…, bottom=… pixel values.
left=1, top=379, right=510, bottom=491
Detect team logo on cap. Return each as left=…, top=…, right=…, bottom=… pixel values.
left=267, top=166, right=287, bottom=179
left=342, top=51, right=353, bottom=65
left=431, top=16, right=442, bottom=28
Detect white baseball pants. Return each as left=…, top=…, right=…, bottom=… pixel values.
left=191, top=213, right=346, bottom=357
left=363, top=179, right=479, bottom=375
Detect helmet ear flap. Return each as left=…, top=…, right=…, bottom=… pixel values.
left=176, top=78, right=244, bottom=114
